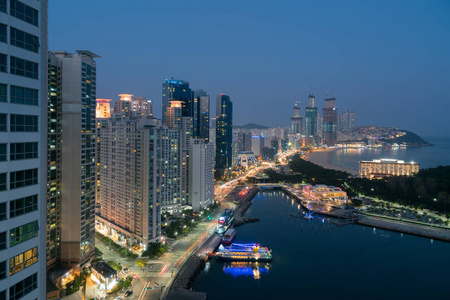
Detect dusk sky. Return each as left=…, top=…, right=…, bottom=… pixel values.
left=50, top=0, right=450, bottom=137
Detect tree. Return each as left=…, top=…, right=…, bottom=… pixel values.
left=136, top=260, right=147, bottom=268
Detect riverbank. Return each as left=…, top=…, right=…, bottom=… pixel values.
left=304, top=148, right=359, bottom=176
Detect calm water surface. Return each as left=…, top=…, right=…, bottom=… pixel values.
left=332, top=136, right=450, bottom=171
left=192, top=191, right=450, bottom=299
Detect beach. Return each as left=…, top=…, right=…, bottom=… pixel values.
left=305, top=148, right=359, bottom=176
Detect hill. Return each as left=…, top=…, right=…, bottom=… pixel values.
left=233, top=123, right=269, bottom=130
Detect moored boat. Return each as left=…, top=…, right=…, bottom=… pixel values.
left=215, top=243, right=272, bottom=262
left=222, top=228, right=236, bottom=245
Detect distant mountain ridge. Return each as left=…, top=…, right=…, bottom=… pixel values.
left=233, top=123, right=269, bottom=129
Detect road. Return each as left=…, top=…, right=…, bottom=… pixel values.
left=95, top=212, right=221, bottom=300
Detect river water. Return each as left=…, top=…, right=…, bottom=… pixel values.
left=191, top=191, right=450, bottom=299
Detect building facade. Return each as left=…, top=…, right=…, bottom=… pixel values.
left=215, top=94, right=233, bottom=172
left=162, top=78, right=192, bottom=123
left=193, top=89, right=210, bottom=142
left=48, top=50, right=99, bottom=270
left=98, top=117, right=163, bottom=246
left=189, top=139, right=214, bottom=212
left=322, top=97, right=338, bottom=146
left=0, top=1, right=48, bottom=299
left=290, top=101, right=302, bottom=135
left=360, top=159, right=419, bottom=179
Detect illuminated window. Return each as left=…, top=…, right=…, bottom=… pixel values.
left=9, top=247, right=38, bottom=276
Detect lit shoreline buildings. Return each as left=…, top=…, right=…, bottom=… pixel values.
left=360, top=159, right=420, bottom=179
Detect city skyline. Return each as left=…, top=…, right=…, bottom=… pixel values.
left=49, top=1, right=450, bottom=137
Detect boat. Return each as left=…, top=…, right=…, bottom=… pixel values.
left=222, top=228, right=236, bottom=245
left=215, top=243, right=272, bottom=262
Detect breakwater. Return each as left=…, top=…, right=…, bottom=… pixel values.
left=358, top=215, right=450, bottom=242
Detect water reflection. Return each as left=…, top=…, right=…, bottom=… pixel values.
left=223, top=262, right=270, bottom=279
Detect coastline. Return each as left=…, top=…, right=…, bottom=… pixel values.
left=304, top=148, right=359, bottom=176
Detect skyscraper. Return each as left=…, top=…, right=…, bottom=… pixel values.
left=305, top=93, right=318, bottom=138
left=290, top=101, right=302, bottom=135
left=162, top=78, right=192, bottom=122
left=322, top=97, right=338, bottom=146
left=47, top=50, right=99, bottom=271
left=193, top=89, right=210, bottom=142
left=0, top=1, right=47, bottom=298
left=349, top=110, right=355, bottom=129
left=215, top=94, right=233, bottom=173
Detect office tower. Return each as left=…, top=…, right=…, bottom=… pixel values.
left=235, top=130, right=252, bottom=151
left=215, top=94, right=233, bottom=173
left=193, top=89, right=210, bottom=142
left=251, top=135, right=263, bottom=157
left=48, top=50, right=99, bottom=271
left=98, top=117, right=163, bottom=246
left=189, top=139, right=214, bottom=212
left=322, top=97, right=338, bottom=146
left=305, top=93, right=318, bottom=138
left=96, top=99, right=111, bottom=118
left=0, top=1, right=47, bottom=299
left=131, top=96, right=152, bottom=117
left=162, top=78, right=192, bottom=122
left=290, top=101, right=302, bottom=135
left=349, top=111, right=355, bottom=129
left=113, top=93, right=132, bottom=116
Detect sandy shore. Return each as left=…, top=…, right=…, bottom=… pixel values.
left=305, top=148, right=359, bottom=176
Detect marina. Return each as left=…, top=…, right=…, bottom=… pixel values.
left=192, top=190, right=450, bottom=300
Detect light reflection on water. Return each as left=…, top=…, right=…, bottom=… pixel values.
left=223, top=262, right=270, bottom=279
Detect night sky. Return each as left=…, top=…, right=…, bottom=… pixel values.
left=50, top=0, right=450, bottom=137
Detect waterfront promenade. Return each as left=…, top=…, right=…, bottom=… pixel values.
left=282, top=184, right=450, bottom=242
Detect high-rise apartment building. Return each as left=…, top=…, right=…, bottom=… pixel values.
left=290, top=101, right=302, bottom=135
left=349, top=110, right=355, bottom=129
left=0, top=1, right=47, bottom=298
left=215, top=94, right=233, bottom=173
left=98, top=117, right=163, bottom=246
left=131, top=96, right=152, bottom=117
left=48, top=50, right=99, bottom=271
left=162, top=78, right=192, bottom=123
left=193, top=89, right=210, bottom=142
left=189, top=139, right=214, bottom=212
left=305, top=93, right=318, bottom=140
left=322, top=97, right=338, bottom=146
left=96, top=99, right=111, bottom=119
left=113, top=93, right=132, bottom=116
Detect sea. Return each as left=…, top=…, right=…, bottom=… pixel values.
left=191, top=191, right=450, bottom=299
left=332, top=136, right=450, bottom=171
